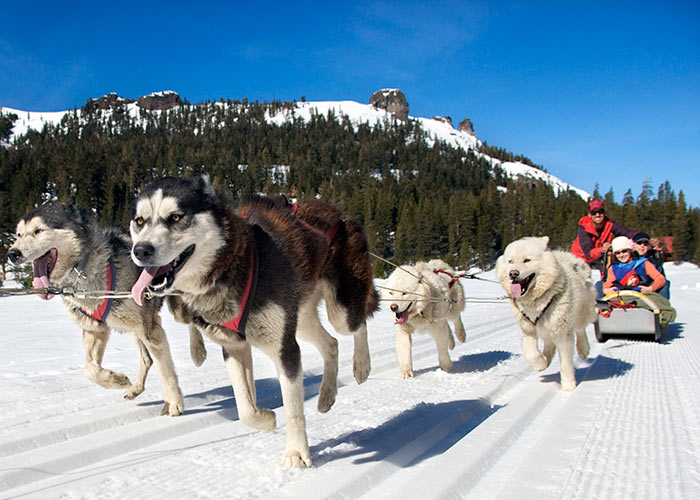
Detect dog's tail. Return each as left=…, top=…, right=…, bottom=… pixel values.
left=342, top=216, right=380, bottom=318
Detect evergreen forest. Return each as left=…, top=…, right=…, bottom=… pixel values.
left=1, top=98, right=699, bottom=279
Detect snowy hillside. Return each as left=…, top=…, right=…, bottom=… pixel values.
left=1, top=92, right=589, bottom=199
left=0, top=263, right=698, bottom=499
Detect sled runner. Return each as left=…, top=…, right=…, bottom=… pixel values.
left=594, top=290, right=668, bottom=343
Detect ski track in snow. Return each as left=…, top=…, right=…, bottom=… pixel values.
left=0, top=265, right=699, bottom=499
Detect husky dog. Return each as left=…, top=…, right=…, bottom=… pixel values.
left=7, top=202, right=197, bottom=415
left=382, top=259, right=467, bottom=379
left=496, top=236, right=596, bottom=391
left=239, top=196, right=379, bottom=384
left=130, top=175, right=374, bottom=467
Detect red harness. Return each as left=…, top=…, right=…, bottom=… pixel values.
left=290, top=203, right=340, bottom=243
left=220, top=202, right=339, bottom=336
left=433, top=269, right=466, bottom=288
left=80, top=257, right=115, bottom=322
left=220, top=226, right=259, bottom=336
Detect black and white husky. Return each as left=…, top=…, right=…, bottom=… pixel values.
left=7, top=202, right=203, bottom=415
left=129, top=175, right=378, bottom=467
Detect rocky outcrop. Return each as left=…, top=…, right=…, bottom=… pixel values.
left=369, top=88, right=409, bottom=121
left=90, top=93, right=135, bottom=110
left=433, top=116, right=453, bottom=126
left=459, top=118, right=475, bottom=136
left=137, top=91, right=182, bottom=111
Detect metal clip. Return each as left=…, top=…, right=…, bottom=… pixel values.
left=48, top=285, right=76, bottom=296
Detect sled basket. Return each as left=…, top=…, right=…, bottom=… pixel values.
left=594, top=290, right=662, bottom=343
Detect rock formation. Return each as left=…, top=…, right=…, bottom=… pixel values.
left=369, top=88, right=409, bottom=122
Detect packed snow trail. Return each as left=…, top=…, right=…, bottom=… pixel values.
left=0, top=264, right=698, bottom=499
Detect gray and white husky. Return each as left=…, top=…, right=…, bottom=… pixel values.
left=129, top=175, right=378, bottom=467
left=7, top=202, right=204, bottom=415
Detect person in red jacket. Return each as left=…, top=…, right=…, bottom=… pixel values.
left=571, top=199, right=637, bottom=272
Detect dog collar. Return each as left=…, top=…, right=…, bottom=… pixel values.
left=509, top=290, right=561, bottom=326
left=220, top=226, right=259, bottom=337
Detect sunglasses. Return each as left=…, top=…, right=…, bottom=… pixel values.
left=636, top=240, right=650, bottom=246
left=614, top=249, right=631, bottom=256
left=590, top=209, right=605, bottom=215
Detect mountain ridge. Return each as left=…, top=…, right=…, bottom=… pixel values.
left=1, top=89, right=590, bottom=200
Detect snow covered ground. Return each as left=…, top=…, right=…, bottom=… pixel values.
left=1, top=263, right=698, bottom=500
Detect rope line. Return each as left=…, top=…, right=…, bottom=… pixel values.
left=369, top=252, right=508, bottom=304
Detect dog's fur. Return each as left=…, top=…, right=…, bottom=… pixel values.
left=7, top=202, right=200, bottom=415
left=239, top=196, right=380, bottom=384
left=129, top=175, right=378, bottom=467
left=496, top=236, right=596, bottom=391
left=382, top=259, right=467, bottom=379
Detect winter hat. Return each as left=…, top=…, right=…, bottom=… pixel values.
left=633, top=232, right=651, bottom=243
left=611, top=236, right=633, bottom=253
left=588, top=199, right=605, bottom=212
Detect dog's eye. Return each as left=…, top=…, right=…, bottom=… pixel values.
left=168, top=214, right=182, bottom=224
left=135, top=217, right=145, bottom=226
left=523, top=258, right=531, bottom=263
left=34, top=228, right=43, bottom=235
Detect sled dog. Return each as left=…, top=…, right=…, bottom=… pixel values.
left=129, top=175, right=377, bottom=467
left=7, top=202, right=201, bottom=415
left=382, top=259, right=467, bottom=379
left=496, top=236, right=596, bottom=391
left=239, top=195, right=379, bottom=384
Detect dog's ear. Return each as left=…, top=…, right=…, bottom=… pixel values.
left=197, top=173, right=217, bottom=198
left=538, top=236, right=550, bottom=250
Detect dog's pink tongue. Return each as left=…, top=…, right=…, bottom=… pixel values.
left=131, top=267, right=160, bottom=306
left=32, top=257, right=53, bottom=301
left=510, top=281, right=524, bottom=297
left=394, top=309, right=409, bottom=325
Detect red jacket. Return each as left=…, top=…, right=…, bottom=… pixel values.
left=571, top=216, right=636, bottom=263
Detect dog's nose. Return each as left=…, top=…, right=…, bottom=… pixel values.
left=7, top=248, right=23, bottom=265
left=509, top=270, right=520, bottom=280
left=133, top=243, right=156, bottom=262
left=390, top=303, right=399, bottom=312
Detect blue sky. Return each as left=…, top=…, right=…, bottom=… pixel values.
left=2, top=1, right=699, bottom=207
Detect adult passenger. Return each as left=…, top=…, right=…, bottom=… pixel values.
left=571, top=200, right=637, bottom=272
left=633, top=232, right=670, bottom=299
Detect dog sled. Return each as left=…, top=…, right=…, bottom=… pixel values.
left=594, top=290, right=675, bottom=343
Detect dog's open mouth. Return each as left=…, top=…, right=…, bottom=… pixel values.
left=131, top=244, right=195, bottom=306
left=394, top=302, right=413, bottom=325
left=510, top=274, right=534, bottom=297
left=32, top=249, right=58, bottom=301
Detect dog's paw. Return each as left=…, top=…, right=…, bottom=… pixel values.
left=281, top=450, right=312, bottom=469
left=190, top=343, right=207, bottom=367
left=112, top=372, right=132, bottom=388
left=317, top=382, right=337, bottom=413
left=353, top=355, right=371, bottom=385
left=123, top=384, right=145, bottom=400
left=561, top=378, right=577, bottom=392
left=160, top=398, right=184, bottom=416
left=243, top=409, right=277, bottom=431
left=455, top=326, right=467, bottom=344
left=531, top=354, right=549, bottom=371
left=439, top=361, right=453, bottom=373
left=400, top=369, right=414, bottom=379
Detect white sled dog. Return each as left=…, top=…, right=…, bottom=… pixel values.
left=496, top=236, right=596, bottom=391
left=7, top=202, right=204, bottom=415
left=382, top=259, right=467, bottom=379
left=129, top=175, right=378, bottom=467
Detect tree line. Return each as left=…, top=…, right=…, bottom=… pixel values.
left=1, top=99, right=698, bottom=280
